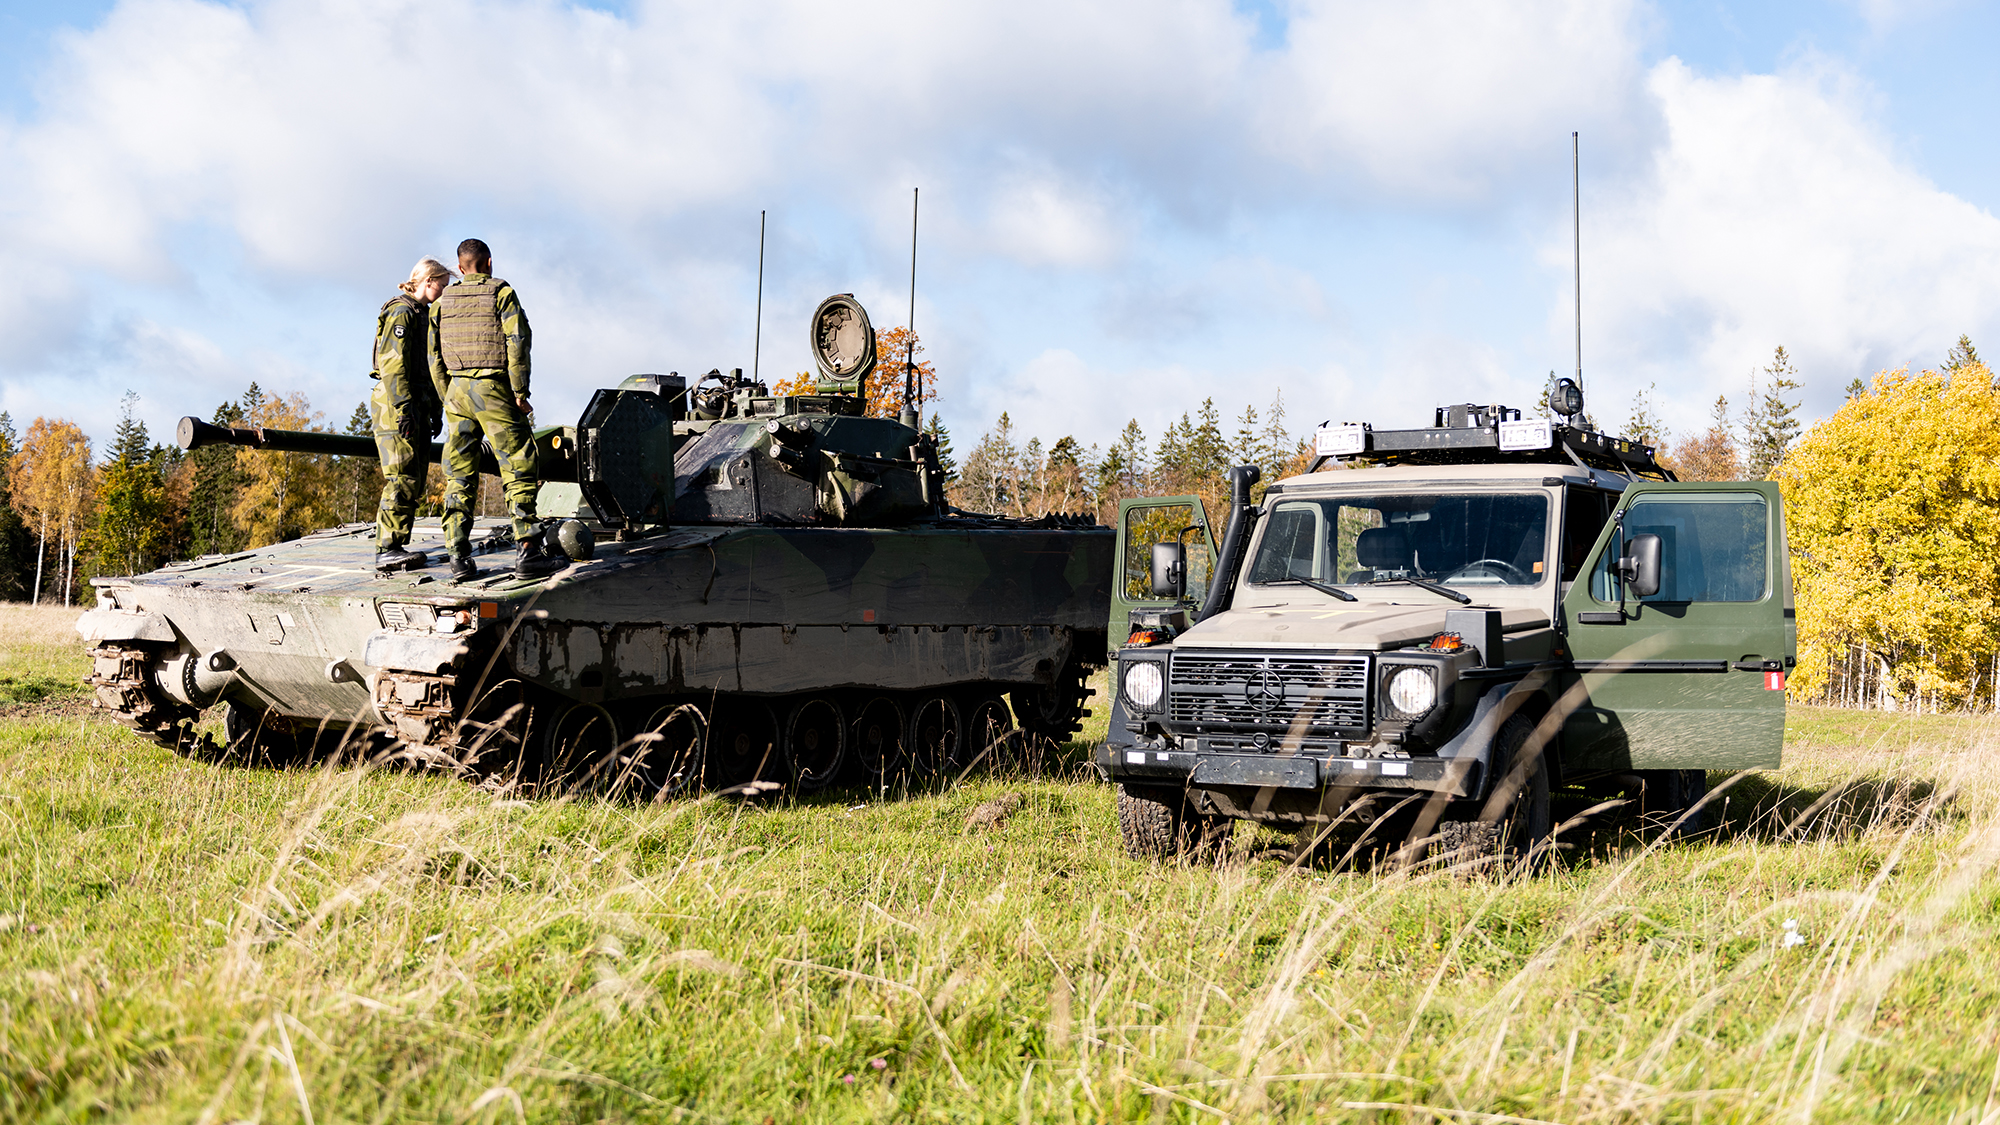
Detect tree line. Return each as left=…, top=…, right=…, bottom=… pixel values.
left=0, top=384, right=431, bottom=605
left=7, top=331, right=1998, bottom=715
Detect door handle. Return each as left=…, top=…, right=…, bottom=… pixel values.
left=1730, top=659, right=1783, bottom=672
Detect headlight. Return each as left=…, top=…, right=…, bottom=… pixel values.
left=1387, top=667, right=1436, bottom=716
left=1122, top=661, right=1165, bottom=709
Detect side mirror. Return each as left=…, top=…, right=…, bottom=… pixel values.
left=1617, top=533, right=1663, bottom=598
left=1151, top=541, right=1187, bottom=599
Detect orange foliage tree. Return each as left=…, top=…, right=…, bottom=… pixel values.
left=771, top=327, right=939, bottom=418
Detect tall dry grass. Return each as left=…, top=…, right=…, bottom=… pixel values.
left=4, top=696, right=1998, bottom=1121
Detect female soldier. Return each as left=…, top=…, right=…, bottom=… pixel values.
left=372, top=257, right=455, bottom=571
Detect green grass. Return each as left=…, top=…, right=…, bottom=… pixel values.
left=5, top=603, right=2000, bottom=1122
left=0, top=603, right=92, bottom=709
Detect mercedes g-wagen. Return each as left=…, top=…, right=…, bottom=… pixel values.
left=1095, top=386, right=1794, bottom=862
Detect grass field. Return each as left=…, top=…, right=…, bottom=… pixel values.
left=5, top=602, right=1999, bottom=1123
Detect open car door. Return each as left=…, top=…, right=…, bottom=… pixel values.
left=1559, top=480, right=1792, bottom=770
left=1110, top=496, right=1217, bottom=656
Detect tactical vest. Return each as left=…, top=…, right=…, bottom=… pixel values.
left=437, top=276, right=508, bottom=371
left=372, top=294, right=426, bottom=379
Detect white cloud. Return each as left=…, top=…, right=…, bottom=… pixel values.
left=1265, top=0, right=1652, bottom=199
left=3, top=0, right=1998, bottom=464
left=1586, top=57, right=2000, bottom=432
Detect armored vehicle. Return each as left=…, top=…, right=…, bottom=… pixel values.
left=1096, top=383, right=1794, bottom=861
left=80, top=295, right=1111, bottom=793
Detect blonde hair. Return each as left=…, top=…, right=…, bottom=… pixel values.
left=398, top=257, right=456, bottom=296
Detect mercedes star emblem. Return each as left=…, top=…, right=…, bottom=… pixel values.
left=1246, top=669, right=1285, bottom=711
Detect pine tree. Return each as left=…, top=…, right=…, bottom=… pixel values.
left=187, top=397, right=247, bottom=557
left=1945, top=334, right=1981, bottom=375
left=1846, top=378, right=1867, bottom=400
left=1232, top=404, right=1261, bottom=473
left=1621, top=382, right=1673, bottom=465
left=922, top=415, right=958, bottom=482
left=337, top=402, right=375, bottom=525
left=86, top=392, right=172, bottom=577
left=950, top=412, right=1018, bottom=514
left=1042, top=435, right=1088, bottom=516
left=1743, top=346, right=1804, bottom=479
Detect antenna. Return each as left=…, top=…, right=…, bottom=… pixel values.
left=753, top=210, right=767, bottom=385
left=1572, top=132, right=1582, bottom=400
left=903, top=187, right=921, bottom=430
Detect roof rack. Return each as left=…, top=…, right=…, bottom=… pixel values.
left=1307, top=402, right=1676, bottom=481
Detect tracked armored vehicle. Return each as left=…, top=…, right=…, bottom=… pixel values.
left=1098, top=381, right=1795, bottom=861
left=80, top=295, right=1111, bottom=793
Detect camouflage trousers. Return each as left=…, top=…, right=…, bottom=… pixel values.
left=442, top=373, right=540, bottom=555
left=369, top=379, right=438, bottom=547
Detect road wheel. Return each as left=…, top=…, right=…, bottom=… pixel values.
left=1117, top=783, right=1233, bottom=861
left=1638, top=768, right=1708, bottom=838
left=710, top=701, right=782, bottom=789
left=961, top=692, right=1018, bottom=773
left=627, top=703, right=707, bottom=801
left=851, top=696, right=907, bottom=783
left=543, top=702, right=620, bottom=794
left=905, top=694, right=961, bottom=780
left=785, top=697, right=846, bottom=792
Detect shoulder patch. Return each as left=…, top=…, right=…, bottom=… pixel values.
left=393, top=324, right=406, bottom=338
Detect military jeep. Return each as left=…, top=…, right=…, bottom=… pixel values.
left=1095, top=392, right=1794, bottom=862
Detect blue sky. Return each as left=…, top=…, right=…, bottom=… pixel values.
left=3, top=0, right=1998, bottom=467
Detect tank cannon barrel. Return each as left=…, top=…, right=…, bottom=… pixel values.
left=177, top=416, right=388, bottom=459
left=178, top=415, right=580, bottom=483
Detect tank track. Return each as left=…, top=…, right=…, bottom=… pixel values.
left=85, top=642, right=218, bottom=758
left=1011, top=658, right=1098, bottom=743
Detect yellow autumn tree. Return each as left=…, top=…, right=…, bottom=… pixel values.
left=1776, top=362, right=2000, bottom=710
left=232, top=392, right=340, bottom=547
left=7, top=418, right=96, bottom=604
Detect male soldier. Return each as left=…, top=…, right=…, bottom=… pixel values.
left=371, top=257, right=453, bottom=572
left=429, top=238, right=564, bottom=581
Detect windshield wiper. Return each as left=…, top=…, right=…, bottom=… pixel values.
left=1269, top=574, right=1358, bottom=601
left=1366, top=576, right=1472, bottom=604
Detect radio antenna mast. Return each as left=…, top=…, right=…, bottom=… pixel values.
left=1572, top=132, right=1582, bottom=400
left=753, top=210, right=767, bottom=385
left=904, top=187, right=921, bottom=429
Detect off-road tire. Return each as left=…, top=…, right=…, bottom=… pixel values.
left=1117, top=783, right=1232, bottom=861
left=1435, top=712, right=1551, bottom=867
left=1638, top=768, right=1709, bottom=838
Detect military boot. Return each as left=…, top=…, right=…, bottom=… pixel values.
left=515, top=537, right=565, bottom=579
left=447, top=554, right=479, bottom=582
left=375, top=542, right=429, bottom=572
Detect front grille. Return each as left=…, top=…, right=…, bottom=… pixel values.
left=1166, top=651, right=1370, bottom=737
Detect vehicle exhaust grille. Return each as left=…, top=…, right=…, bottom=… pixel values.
left=1166, top=652, right=1370, bottom=736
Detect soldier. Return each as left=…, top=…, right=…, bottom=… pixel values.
left=429, top=238, right=564, bottom=581
left=371, top=257, right=454, bottom=571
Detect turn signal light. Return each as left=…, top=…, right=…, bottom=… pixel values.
left=1425, top=631, right=1465, bottom=652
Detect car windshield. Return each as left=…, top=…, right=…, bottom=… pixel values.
left=1245, top=492, right=1551, bottom=588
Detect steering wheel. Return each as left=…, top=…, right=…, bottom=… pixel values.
left=1443, top=558, right=1531, bottom=584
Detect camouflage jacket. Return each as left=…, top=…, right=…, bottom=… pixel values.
left=430, top=273, right=532, bottom=397
left=373, top=295, right=442, bottom=410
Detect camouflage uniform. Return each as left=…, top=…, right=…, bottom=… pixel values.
left=430, top=272, right=539, bottom=557
left=370, top=293, right=441, bottom=548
